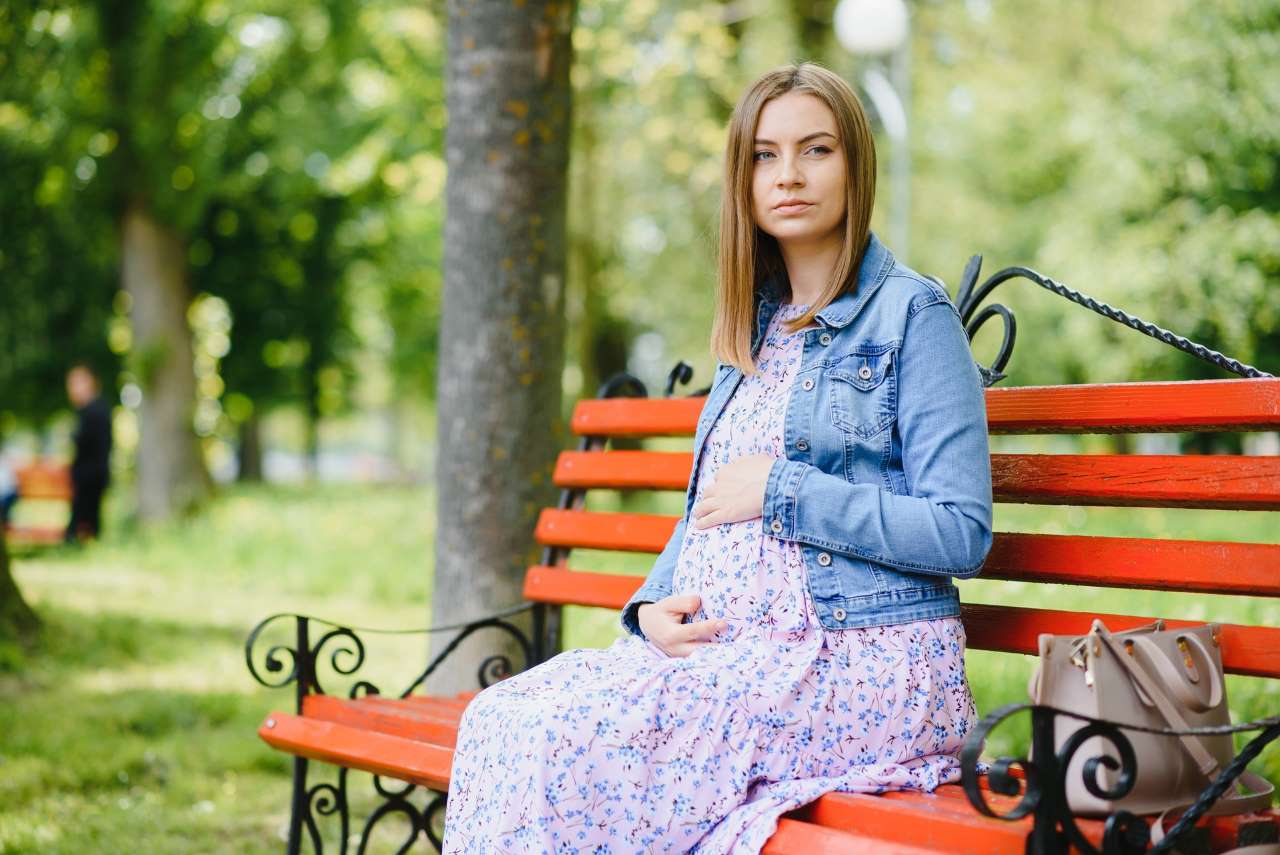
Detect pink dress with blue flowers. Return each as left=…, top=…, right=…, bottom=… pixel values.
left=443, top=301, right=978, bottom=854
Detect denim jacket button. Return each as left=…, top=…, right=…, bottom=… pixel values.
left=801, top=378, right=814, bottom=391
left=770, top=519, right=783, bottom=533
left=819, top=333, right=832, bottom=346
left=817, top=552, right=832, bottom=566
left=833, top=607, right=847, bottom=621
left=795, top=438, right=809, bottom=451
left=858, top=365, right=873, bottom=381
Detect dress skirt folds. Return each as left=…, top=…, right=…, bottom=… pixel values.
left=442, top=301, right=978, bottom=854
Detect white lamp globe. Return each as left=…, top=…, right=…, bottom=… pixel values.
left=833, top=0, right=910, bottom=55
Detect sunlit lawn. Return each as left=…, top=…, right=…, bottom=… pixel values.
left=1, top=483, right=1277, bottom=853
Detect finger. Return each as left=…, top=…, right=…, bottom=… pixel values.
left=664, top=593, right=701, bottom=614
left=696, top=508, right=729, bottom=529
left=682, top=619, right=725, bottom=643
left=692, top=496, right=719, bottom=520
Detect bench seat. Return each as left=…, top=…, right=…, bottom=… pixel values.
left=259, top=694, right=1279, bottom=853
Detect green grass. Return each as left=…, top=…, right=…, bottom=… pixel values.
left=1, top=485, right=1277, bottom=853
left=1, top=484, right=438, bottom=855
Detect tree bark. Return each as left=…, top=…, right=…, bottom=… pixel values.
left=0, top=530, right=40, bottom=643
left=123, top=201, right=209, bottom=521
left=237, top=411, right=264, bottom=482
left=430, top=0, right=576, bottom=693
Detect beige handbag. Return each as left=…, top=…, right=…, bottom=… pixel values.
left=1029, top=618, right=1275, bottom=824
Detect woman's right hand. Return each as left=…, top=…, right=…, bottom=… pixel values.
left=637, top=594, right=727, bottom=658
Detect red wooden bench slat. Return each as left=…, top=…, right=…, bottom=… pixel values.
left=982, top=532, right=1280, bottom=596
left=258, top=712, right=454, bottom=790
left=984, top=378, right=1280, bottom=435
left=520, top=566, right=1279, bottom=678
left=570, top=378, right=1280, bottom=437
left=991, top=454, right=1280, bottom=510
left=3, top=525, right=65, bottom=546
left=522, top=565, right=643, bottom=610
left=554, top=450, right=690, bottom=490
left=13, top=463, right=72, bottom=500
left=535, top=508, right=676, bottom=553
left=555, top=450, right=1280, bottom=509
left=535, top=509, right=1280, bottom=597
left=302, top=695, right=461, bottom=747
left=961, top=603, right=1280, bottom=679
left=792, top=790, right=1040, bottom=853
left=761, top=818, right=949, bottom=855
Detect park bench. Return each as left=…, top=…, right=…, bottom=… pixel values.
left=4, top=461, right=71, bottom=547
left=247, top=261, right=1280, bottom=854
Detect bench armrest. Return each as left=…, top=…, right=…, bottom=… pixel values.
left=244, top=605, right=535, bottom=709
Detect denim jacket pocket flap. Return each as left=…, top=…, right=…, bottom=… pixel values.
left=828, top=346, right=895, bottom=392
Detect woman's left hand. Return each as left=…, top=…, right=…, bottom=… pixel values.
left=691, top=454, right=774, bottom=529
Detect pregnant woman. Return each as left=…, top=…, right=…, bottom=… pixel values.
left=443, top=61, right=994, bottom=854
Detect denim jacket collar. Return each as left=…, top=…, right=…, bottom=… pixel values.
left=753, top=232, right=896, bottom=349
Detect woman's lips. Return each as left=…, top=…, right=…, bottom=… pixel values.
left=774, top=203, right=813, bottom=215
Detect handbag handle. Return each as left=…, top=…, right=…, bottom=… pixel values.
left=1094, top=621, right=1220, bottom=776
left=1126, top=632, right=1223, bottom=713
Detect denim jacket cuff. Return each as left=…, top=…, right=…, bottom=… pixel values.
left=620, top=580, right=671, bottom=638
left=762, top=458, right=810, bottom=540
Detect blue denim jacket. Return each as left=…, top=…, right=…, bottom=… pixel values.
left=621, top=233, right=993, bottom=637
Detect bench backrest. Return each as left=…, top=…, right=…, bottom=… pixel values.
left=14, top=462, right=71, bottom=501
left=523, top=377, right=1280, bottom=679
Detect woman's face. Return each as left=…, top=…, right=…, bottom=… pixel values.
left=750, top=91, right=848, bottom=248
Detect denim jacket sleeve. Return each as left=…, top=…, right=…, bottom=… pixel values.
left=619, top=511, right=688, bottom=638
left=762, top=298, right=993, bottom=576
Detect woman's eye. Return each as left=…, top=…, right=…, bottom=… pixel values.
left=807, top=145, right=832, bottom=155
left=752, top=151, right=774, bottom=162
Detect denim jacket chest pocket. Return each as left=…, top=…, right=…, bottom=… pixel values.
left=825, top=344, right=899, bottom=440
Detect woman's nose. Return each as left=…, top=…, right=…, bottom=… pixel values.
left=777, top=155, right=803, bottom=187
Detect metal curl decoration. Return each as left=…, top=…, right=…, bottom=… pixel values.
left=947, top=255, right=1273, bottom=386
left=245, top=613, right=304, bottom=690
left=356, top=776, right=427, bottom=855
left=398, top=616, right=532, bottom=698
left=477, top=653, right=514, bottom=688
left=960, top=703, right=1042, bottom=821
left=349, top=680, right=381, bottom=700
left=423, top=792, right=449, bottom=851
left=302, top=773, right=349, bottom=855
left=309, top=626, right=368, bottom=697
left=1057, top=721, right=1139, bottom=803
left=1052, top=720, right=1143, bottom=855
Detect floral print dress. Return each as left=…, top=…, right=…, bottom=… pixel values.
left=443, top=301, right=978, bottom=854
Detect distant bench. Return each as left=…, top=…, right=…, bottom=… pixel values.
left=5, top=461, right=71, bottom=547
left=247, top=374, right=1280, bottom=854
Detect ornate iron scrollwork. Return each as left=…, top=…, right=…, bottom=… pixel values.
left=961, top=703, right=1280, bottom=855
left=943, top=255, right=1273, bottom=387
left=245, top=607, right=535, bottom=853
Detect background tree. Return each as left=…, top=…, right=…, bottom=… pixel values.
left=429, top=0, right=577, bottom=690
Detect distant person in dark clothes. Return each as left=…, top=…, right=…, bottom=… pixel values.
left=0, top=453, right=17, bottom=525
left=65, top=364, right=113, bottom=543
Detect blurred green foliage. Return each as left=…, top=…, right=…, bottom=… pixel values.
left=3, top=0, right=1276, bottom=447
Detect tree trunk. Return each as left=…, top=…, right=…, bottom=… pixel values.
left=237, top=411, right=264, bottom=482
left=123, top=201, right=209, bottom=521
left=0, top=530, right=40, bottom=643
left=430, top=0, right=576, bottom=693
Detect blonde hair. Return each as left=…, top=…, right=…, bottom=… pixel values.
left=712, top=62, right=877, bottom=373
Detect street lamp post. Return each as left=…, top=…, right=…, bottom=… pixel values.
left=833, top=0, right=911, bottom=263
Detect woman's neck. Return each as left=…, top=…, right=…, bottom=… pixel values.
left=778, top=234, right=842, bottom=306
